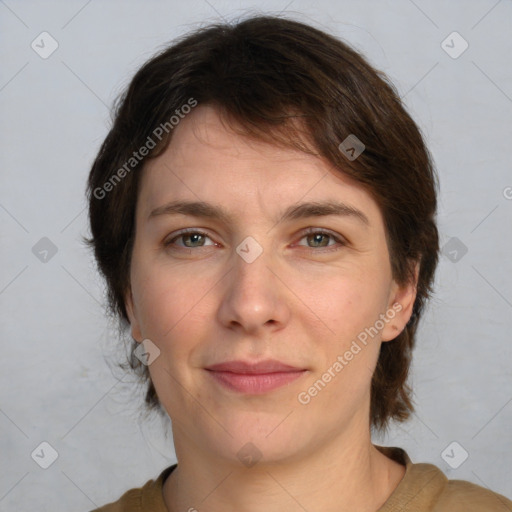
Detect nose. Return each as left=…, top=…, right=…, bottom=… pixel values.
left=216, top=242, right=290, bottom=335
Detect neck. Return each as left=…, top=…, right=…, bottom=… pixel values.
left=162, top=430, right=405, bottom=512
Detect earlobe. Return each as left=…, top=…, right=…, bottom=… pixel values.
left=124, top=287, right=143, bottom=342
left=381, top=262, right=419, bottom=342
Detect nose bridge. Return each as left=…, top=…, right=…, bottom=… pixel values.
left=232, top=234, right=274, bottom=300
left=217, top=234, right=287, bottom=332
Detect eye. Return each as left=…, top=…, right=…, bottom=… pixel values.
left=296, top=228, right=346, bottom=252
left=164, top=230, right=217, bottom=249
left=163, top=228, right=346, bottom=253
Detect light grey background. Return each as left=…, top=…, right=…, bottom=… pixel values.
left=1, top=1, right=511, bottom=510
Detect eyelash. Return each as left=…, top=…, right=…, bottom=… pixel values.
left=164, top=228, right=346, bottom=253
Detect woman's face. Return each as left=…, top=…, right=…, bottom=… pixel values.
left=126, top=105, right=416, bottom=465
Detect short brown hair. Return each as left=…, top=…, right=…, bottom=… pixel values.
left=86, top=14, right=439, bottom=434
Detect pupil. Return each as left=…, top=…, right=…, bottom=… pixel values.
left=312, top=234, right=326, bottom=247
left=187, top=234, right=202, bottom=246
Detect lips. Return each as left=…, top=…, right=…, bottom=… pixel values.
left=205, top=359, right=307, bottom=394
left=205, top=359, right=304, bottom=374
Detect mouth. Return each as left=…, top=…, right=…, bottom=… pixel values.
left=204, top=359, right=308, bottom=394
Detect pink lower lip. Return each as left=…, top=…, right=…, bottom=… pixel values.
left=207, top=370, right=306, bottom=394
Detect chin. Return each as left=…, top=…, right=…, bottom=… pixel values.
left=202, top=415, right=312, bottom=468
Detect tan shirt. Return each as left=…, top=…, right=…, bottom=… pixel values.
left=92, top=445, right=512, bottom=511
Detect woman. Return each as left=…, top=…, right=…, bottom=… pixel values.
left=87, top=14, right=512, bottom=511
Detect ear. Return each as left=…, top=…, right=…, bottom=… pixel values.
left=381, top=261, right=420, bottom=342
left=124, top=286, right=143, bottom=342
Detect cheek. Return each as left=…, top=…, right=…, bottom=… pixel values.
left=293, top=268, right=389, bottom=339
left=297, top=274, right=386, bottom=408
left=131, top=260, right=213, bottom=342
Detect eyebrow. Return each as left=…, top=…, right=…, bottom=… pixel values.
left=148, top=199, right=370, bottom=227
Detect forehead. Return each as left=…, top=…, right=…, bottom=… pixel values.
left=138, top=105, right=382, bottom=226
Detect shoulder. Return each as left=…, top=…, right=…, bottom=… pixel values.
left=434, top=477, right=512, bottom=511
left=91, top=486, right=143, bottom=512
left=404, top=461, right=512, bottom=511
left=375, top=445, right=512, bottom=512
left=89, top=464, right=176, bottom=512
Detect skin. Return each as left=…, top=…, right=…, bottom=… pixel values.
left=125, top=105, right=418, bottom=512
